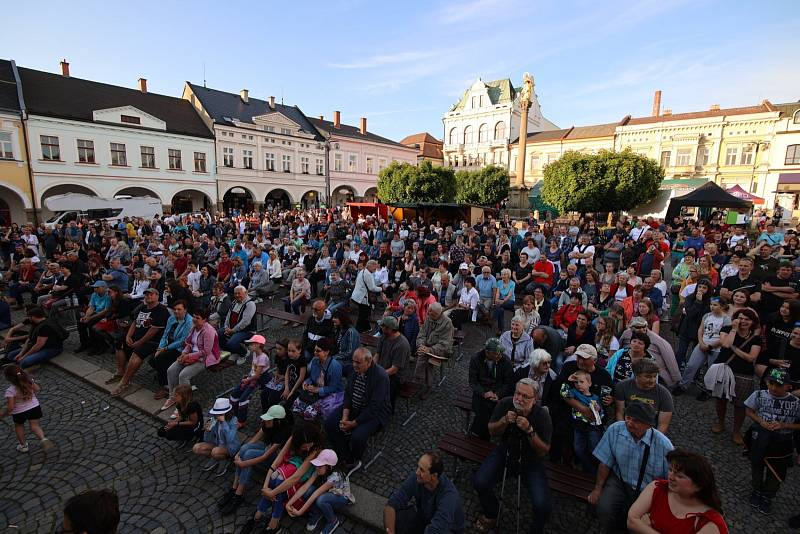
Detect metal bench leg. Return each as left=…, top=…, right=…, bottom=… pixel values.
left=437, top=365, right=447, bottom=387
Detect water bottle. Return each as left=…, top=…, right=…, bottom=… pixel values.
left=71, top=294, right=78, bottom=307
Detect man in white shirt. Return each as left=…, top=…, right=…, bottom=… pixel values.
left=629, top=221, right=647, bottom=242
left=569, top=234, right=595, bottom=275
left=185, top=262, right=202, bottom=292
left=521, top=238, right=540, bottom=263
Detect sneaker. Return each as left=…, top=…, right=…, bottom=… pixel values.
left=306, top=514, right=322, bottom=531
left=16, top=442, right=29, bottom=453
left=321, top=519, right=340, bottom=534
left=758, top=496, right=772, bottom=515
left=169, top=408, right=179, bottom=420
left=41, top=438, right=54, bottom=451
left=217, top=488, right=236, bottom=509
left=264, top=527, right=282, bottom=534
left=749, top=491, right=761, bottom=509
left=220, top=494, right=244, bottom=515
left=104, top=374, right=123, bottom=385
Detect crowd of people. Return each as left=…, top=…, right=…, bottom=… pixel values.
left=1, top=206, right=800, bottom=533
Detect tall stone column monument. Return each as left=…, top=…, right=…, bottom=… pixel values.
left=509, top=73, right=534, bottom=214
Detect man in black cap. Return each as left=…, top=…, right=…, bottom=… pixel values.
left=588, top=401, right=674, bottom=533
left=468, top=337, right=513, bottom=440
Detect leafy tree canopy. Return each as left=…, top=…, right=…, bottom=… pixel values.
left=455, top=165, right=509, bottom=206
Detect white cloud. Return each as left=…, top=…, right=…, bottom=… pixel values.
left=437, top=0, right=506, bottom=24
left=328, top=51, right=439, bottom=69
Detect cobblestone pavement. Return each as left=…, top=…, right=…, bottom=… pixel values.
left=2, top=302, right=799, bottom=533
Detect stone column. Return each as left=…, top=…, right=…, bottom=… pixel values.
left=514, top=72, right=534, bottom=188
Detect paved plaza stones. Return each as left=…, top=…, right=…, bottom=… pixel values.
left=1, top=305, right=799, bottom=533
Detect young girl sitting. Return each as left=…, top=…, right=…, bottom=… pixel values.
left=560, top=370, right=604, bottom=474
left=230, top=334, right=271, bottom=428
left=261, top=338, right=289, bottom=412
left=286, top=448, right=355, bottom=534
left=192, top=398, right=241, bottom=476
left=157, top=384, right=203, bottom=443
left=1, top=365, right=53, bottom=452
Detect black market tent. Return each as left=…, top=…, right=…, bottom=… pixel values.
left=386, top=202, right=498, bottom=225
left=665, top=181, right=753, bottom=221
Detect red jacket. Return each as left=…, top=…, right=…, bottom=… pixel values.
left=554, top=303, right=584, bottom=330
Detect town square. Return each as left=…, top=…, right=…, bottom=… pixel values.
left=1, top=1, right=800, bottom=533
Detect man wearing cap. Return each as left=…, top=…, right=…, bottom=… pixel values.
left=588, top=401, right=673, bottom=533
left=377, top=315, right=411, bottom=411
left=75, top=280, right=111, bottom=354
left=619, top=317, right=681, bottom=388
left=324, top=347, right=391, bottom=469
left=614, top=359, right=674, bottom=434
left=469, top=338, right=514, bottom=440
left=415, top=303, right=454, bottom=396
left=385, top=451, right=465, bottom=534
left=102, top=258, right=130, bottom=293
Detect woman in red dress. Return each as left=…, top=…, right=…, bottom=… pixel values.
left=628, top=449, right=728, bottom=534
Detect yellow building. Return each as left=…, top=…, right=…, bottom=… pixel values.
left=765, top=101, right=800, bottom=218
left=0, top=59, right=34, bottom=225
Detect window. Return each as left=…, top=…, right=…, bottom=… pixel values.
left=471, top=96, right=477, bottom=108
left=194, top=152, right=206, bottom=172
left=449, top=127, right=458, bottom=145
left=676, top=148, right=691, bottom=166
left=315, top=158, right=324, bottom=175
left=281, top=128, right=291, bottom=135
left=478, top=123, right=488, bottom=143
left=282, top=154, right=291, bottom=172
left=793, top=111, right=800, bottom=124
left=110, top=143, right=127, bottom=166
left=0, top=131, right=13, bottom=159
left=334, top=153, right=342, bottom=171
left=120, top=115, right=140, bottom=125
left=378, top=158, right=387, bottom=171
left=348, top=154, right=357, bottom=172
left=479, top=95, right=484, bottom=107
left=463, top=125, right=473, bottom=144
left=659, top=150, right=671, bottom=168
left=265, top=153, right=275, bottom=171
left=76, top=139, right=95, bottom=163
left=140, top=146, right=155, bottom=168
left=724, top=146, right=738, bottom=166
left=168, top=149, right=182, bottom=170
left=530, top=154, right=539, bottom=170
left=696, top=146, right=710, bottom=166
left=223, top=147, right=234, bottom=167
left=740, top=145, right=754, bottom=165
left=301, top=156, right=309, bottom=174
left=366, top=157, right=374, bottom=174
left=41, top=135, right=60, bottom=160
left=546, top=153, right=557, bottom=165
left=786, top=145, right=800, bottom=165
left=494, top=121, right=506, bottom=140
left=265, top=126, right=275, bottom=132
left=242, top=149, right=253, bottom=169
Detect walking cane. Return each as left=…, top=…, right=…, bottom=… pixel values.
left=496, top=443, right=511, bottom=532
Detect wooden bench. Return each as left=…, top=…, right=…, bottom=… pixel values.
left=453, top=330, right=466, bottom=361
left=360, top=332, right=379, bottom=349
left=255, top=306, right=305, bottom=330
left=436, top=431, right=594, bottom=501
left=452, top=389, right=474, bottom=432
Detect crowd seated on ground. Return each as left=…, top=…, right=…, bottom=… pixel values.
left=4, top=205, right=800, bottom=532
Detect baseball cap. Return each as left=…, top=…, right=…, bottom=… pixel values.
left=378, top=316, right=400, bottom=330
left=765, top=367, right=789, bottom=385
left=260, top=404, right=287, bottom=421
left=143, top=288, right=159, bottom=296
left=574, top=344, right=598, bottom=360
left=625, top=401, right=656, bottom=425
left=91, top=280, right=108, bottom=288
left=245, top=334, right=266, bottom=345
left=459, top=262, right=469, bottom=270
left=485, top=337, right=503, bottom=353
left=311, top=449, right=339, bottom=467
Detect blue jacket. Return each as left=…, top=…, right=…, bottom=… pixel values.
left=392, top=311, right=420, bottom=349
left=158, top=314, right=192, bottom=351
left=203, top=417, right=241, bottom=454
left=333, top=326, right=360, bottom=363
left=387, top=473, right=465, bottom=533
left=345, top=363, right=391, bottom=426
left=305, top=356, right=344, bottom=397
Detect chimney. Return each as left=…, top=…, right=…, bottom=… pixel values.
left=360, top=117, right=367, bottom=135
left=318, top=115, right=324, bottom=121
left=651, top=90, right=661, bottom=117
left=240, top=89, right=249, bottom=103
left=709, top=104, right=720, bottom=111
left=333, top=111, right=341, bottom=129
left=60, top=59, right=70, bottom=77
left=662, top=108, right=672, bottom=117
left=269, top=96, right=275, bottom=109
left=138, top=78, right=147, bottom=93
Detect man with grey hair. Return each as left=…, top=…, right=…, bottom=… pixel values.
left=557, top=277, right=587, bottom=308
left=415, top=302, right=454, bottom=397
left=324, top=346, right=391, bottom=470
left=218, top=286, right=256, bottom=358
left=473, top=378, right=553, bottom=534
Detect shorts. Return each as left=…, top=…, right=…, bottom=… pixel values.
left=122, top=340, right=159, bottom=360
left=12, top=405, right=43, bottom=424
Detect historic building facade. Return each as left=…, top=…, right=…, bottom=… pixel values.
left=400, top=132, right=444, bottom=166
left=441, top=77, right=557, bottom=171
left=0, top=59, right=34, bottom=224
left=19, top=61, right=216, bottom=219
left=764, top=102, right=800, bottom=218
left=310, top=113, right=418, bottom=206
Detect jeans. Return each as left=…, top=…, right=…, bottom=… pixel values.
left=4, top=347, right=62, bottom=368
left=282, top=296, right=307, bottom=315
left=492, top=300, right=516, bottom=332
left=167, top=361, right=205, bottom=396
left=308, top=492, right=350, bottom=525
left=323, top=407, right=383, bottom=462
left=674, top=336, right=694, bottom=368
left=573, top=425, right=603, bottom=475
left=8, top=282, right=35, bottom=304
left=596, top=473, right=638, bottom=533
left=257, top=475, right=290, bottom=518
left=236, top=442, right=276, bottom=487
left=218, top=328, right=252, bottom=356
left=230, top=378, right=265, bottom=422
left=473, top=445, right=551, bottom=534
left=327, top=300, right=348, bottom=314
left=680, top=345, right=718, bottom=388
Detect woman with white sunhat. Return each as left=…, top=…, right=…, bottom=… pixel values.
left=193, top=398, right=241, bottom=476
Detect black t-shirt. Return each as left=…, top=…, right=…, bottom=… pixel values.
left=764, top=315, right=794, bottom=355
left=489, top=397, right=552, bottom=465
left=752, top=257, right=779, bottom=281
left=261, top=422, right=292, bottom=446
left=760, top=276, right=797, bottom=315
left=721, top=274, right=760, bottom=297
left=555, top=360, right=614, bottom=403
left=179, top=401, right=203, bottom=430
left=53, top=272, right=82, bottom=298
left=285, top=354, right=308, bottom=389
left=715, top=326, right=761, bottom=375
left=31, top=320, right=64, bottom=351
left=131, top=303, right=169, bottom=342
left=514, top=263, right=532, bottom=284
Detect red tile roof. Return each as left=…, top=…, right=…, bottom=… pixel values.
left=400, top=132, right=443, bottom=159
left=626, top=102, right=776, bottom=125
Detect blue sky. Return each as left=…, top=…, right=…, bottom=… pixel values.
left=3, top=0, right=799, bottom=141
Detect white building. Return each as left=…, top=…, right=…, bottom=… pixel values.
left=183, top=83, right=327, bottom=212
left=19, top=61, right=217, bottom=218
left=765, top=101, right=800, bottom=217
left=442, top=77, right=557, bottom=171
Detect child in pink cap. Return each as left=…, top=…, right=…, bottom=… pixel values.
left=230, top=334, right=270, bottom=428
left=287, top=448, right=354, bottom=534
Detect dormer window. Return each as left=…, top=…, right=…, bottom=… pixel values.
left=794, top=110, right=800, bottom=124
left=121, top=115, right=141, bottom=125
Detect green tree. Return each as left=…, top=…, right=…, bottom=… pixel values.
left=541, top=149, right=663, bottom=213
left=376, top=160, right=456, bottom=203
left=455, top=165, right=509, bottom=205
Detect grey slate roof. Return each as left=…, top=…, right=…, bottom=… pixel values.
left=17, top=66, right=214, bottom=138
left=0, top=59, right=21, bottom=113
left=187, top=82, right=323, bottom=141
left=308, top=117, right=410, bottom=148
